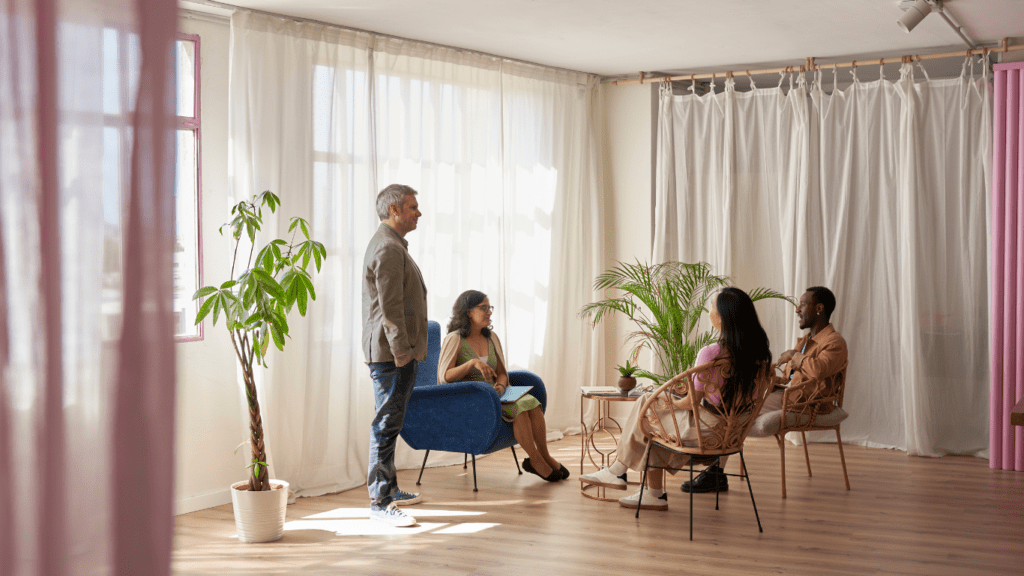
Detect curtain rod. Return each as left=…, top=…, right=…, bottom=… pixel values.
left=185, top=0, right=597, bottom=79
left=612, top=38, right=1024, bottom=86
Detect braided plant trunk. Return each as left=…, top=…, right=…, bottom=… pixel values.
left=233, top=330, right=270, bottom=491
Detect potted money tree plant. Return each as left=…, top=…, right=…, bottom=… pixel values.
left=192, top=190, right=326, bottom=543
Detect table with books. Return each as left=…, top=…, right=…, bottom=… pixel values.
left=579, top=385, right=646, bottom=501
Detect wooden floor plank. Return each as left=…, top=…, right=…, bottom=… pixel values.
left=174, top=436, right=1024, bottom=576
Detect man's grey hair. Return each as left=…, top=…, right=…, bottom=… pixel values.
left=376, top=184, right=418, bottom=221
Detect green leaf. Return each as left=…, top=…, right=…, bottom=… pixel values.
left=193, top=286, right=217, bottom=300
left=299, top=272, right=316, bottom=301
left=219, top=280, right=237, bottom=290
left=270, top=324, right=285, bottom=351
left=295, top=285, right=308, bottom=316
left=253, top=268, right=286, bottom=300
left=195, top=294, right=217, bottom=324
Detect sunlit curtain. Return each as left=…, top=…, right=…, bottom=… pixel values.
left=991, top=60, right=1024, bottom=471
left=655, top=60, right=991, bottom=456
left=229, top=10, right=604, bottom=499
left=0, top=0, right=178, bottom=575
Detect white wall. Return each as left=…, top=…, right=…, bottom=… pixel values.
left=598, top=82, right=654, bottom=385
left=175, top=15, right=245, bottom=515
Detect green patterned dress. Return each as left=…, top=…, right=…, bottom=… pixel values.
left=457, top=337, right=540, bottom=422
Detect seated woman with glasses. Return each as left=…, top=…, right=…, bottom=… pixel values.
left=439, top=289, right=568, bottom=482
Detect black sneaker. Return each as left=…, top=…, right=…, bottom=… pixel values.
left=680, top=464, right=729, bottom=493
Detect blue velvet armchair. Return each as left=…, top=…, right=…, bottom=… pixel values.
left=399, top=320, right=548, bottom=491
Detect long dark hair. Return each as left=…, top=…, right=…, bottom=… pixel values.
left=715, top=287, right=771, bottom=407
left=446, top=290, right=492, bottom=338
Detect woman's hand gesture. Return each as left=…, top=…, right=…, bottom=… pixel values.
left=474, top=358, right=497, bottom=383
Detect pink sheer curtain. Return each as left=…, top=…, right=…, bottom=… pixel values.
left=991, top=61, right=1024, bottom=471
left=0, top=0, right=178, bottom=574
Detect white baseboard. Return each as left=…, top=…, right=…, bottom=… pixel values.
left=175, top=489, right=232, bottom=516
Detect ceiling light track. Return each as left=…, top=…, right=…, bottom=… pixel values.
left=898, top=0, right=976, bottom=49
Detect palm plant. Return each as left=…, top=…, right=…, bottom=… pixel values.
left=579, top=261, right=791, bottom=385
left=192, top=190, right=326, bottom=491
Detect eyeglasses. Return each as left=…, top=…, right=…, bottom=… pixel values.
left=475, top=305, right=495, bottom=313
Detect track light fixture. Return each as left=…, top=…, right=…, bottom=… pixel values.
left=897, top=0, right=932, bottom=33
left=896, top=0, right=976, bottom=48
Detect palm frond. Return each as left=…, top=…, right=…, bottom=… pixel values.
left=580, top=260, right=790, bottom=383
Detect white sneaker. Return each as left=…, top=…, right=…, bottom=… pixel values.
left=618, top=486, right=668, bottom=511
left=370, top=502, right=416, bottom=527
left=579, top=467, right=627, bottom=489
left=392, top=489, right=422, bottom=505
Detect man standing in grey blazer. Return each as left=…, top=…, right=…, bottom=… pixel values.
left=362, top=184, right=428, bottom=527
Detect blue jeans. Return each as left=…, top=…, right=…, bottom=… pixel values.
left=367, top=359, right=418, bottom=508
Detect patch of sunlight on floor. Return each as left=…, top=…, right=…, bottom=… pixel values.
left=282, top=519, right=448, bottom=536
left=425, top=500, right=524, bottom=507
left=432, top=523, right=499, bottom=534
left=301, top=507, right=485, bottom=520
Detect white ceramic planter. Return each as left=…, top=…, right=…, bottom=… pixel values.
left=230, top=480, right=289, bottom=543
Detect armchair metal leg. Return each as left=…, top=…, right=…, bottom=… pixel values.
left=471, top=454, right=478, bottom=492
left=740, top=451, right=763, bottom=533
left=416, top=450, right=430, bottom=486
left=776, top=433, right=787, bottom=498
left=511, top=446, right=522, bottom=474
left=835, top=428, right=851, bottom=490
left=801, top=431, right=812, bottom=477
left=464, top=453, right=468, bottom=469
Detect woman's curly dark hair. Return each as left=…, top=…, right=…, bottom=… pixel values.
left=446, top=290, right=492, bottom=338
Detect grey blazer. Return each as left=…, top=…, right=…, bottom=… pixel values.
left=362, top=223, right=428, bottom=366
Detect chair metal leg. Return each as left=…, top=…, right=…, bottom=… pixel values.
left=464, top=453, right=468, bottom=469
left=714, top=459, right=721, bottom=511
left=636, top=446, right=652, bottom=519
left=689, top=461, right=694, bottom=541
left=835, top=427, right=851, bottom=490
left=801, top=431, right=812, bottom=477
left=776, top=433, right=787, bottom=498
left=471, top=454, right=478, bottom=492
left=416, top=450, right=430, bottom=486
left=511, top=445, right=522, bottom=474
left=740, top=451, right=763, bottom=533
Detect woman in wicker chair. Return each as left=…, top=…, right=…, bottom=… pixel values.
left=439, top=290, right=568, bottom=482
left=580, top=286, right=771, bottom=510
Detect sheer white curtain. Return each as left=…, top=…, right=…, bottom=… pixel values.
left=655, top=61, right=990, bottom=456
left=228, top=10, right=604, bottom=498
left=1, top=0, right=178, bottom=575
left=500, top=65, right=606, bottom=431
left=229, top=11, right=377, bottom=498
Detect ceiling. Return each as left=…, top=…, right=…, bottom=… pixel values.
left=181, top=0, right=1024, bottom=78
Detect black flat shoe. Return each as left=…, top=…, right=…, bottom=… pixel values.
left=558, top=464, right=570, bottom=480
left=523, top=458, right=561, bottom=482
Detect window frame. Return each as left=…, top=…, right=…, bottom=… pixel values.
left=174, top=32, right=204, bottom=342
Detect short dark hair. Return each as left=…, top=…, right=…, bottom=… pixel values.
left=805, top=286, right=836, bottom=321
left=446, top=290, right=491, bottom=338
left=375, top=184, right=418, bottom=221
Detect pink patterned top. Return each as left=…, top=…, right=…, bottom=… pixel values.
left=693, top=343, right=725, bottom=406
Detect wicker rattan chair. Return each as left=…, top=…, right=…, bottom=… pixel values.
left=752, top=362, right=850, bottom=498
left=635, top=357, right=774, bottom=540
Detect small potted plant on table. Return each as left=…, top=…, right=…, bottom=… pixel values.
left=616, top=360, right=639, bottom=396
